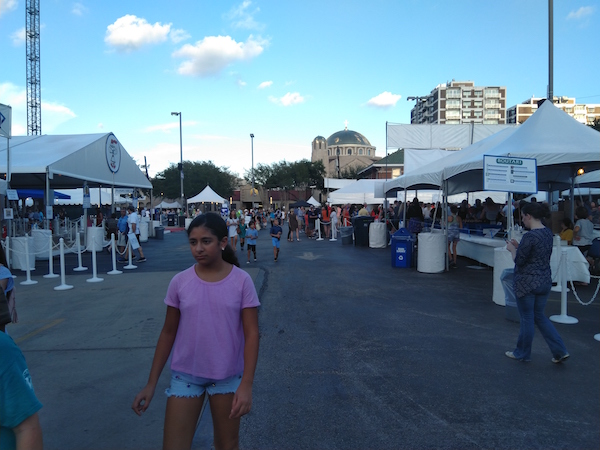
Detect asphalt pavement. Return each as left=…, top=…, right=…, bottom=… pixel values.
left=7, top=226, right=600, bottom=449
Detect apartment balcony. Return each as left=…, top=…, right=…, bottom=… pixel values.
left=485, top=102, right=501, bottom=108
left=446, top=113, right=461, bottom=120
left=446, top=103, right=461, bottom=109
left=446, top=93, right=461, bottom=99
left=485, top=92, right=501, bottom=98
left=484, top=112, right=501, bottom=119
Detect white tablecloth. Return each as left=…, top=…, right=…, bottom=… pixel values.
left=11, top=236, right=36, bottom=271
left=456, top=234, right=506, bottom=267
left=492, top=245, right=590, bottom=305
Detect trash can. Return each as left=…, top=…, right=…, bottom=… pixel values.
left=340, top=226, right=354, bottom=245
left=391, top=228, right=414, bottom=268
left=154, top=226, right=165, bottom=240
left=353, top=216, right=374, bottom=246
left=417, top=230, right=446, bottom=273
left=167, top=213, right=176, bottom=226
left=139, top=221, right=149, bottom=242
left=178, top=215, right=185, bottom=227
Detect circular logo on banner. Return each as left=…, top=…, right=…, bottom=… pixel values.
left=106, top=134, right=122, bottom=173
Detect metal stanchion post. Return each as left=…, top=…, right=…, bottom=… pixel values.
left=107, top=233, right=122, bottom=275
left=54, top=238, right=74, bottom=291
left=43, top=233, right=59, bottom=278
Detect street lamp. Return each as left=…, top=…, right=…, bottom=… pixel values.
left=406, top=96, right=428, bottom=124
left=171, top=112, right=184, bottom=215
left=250, top=133, right=255, bottom=208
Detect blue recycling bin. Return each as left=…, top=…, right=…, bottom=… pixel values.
left=391, top=228, right=414, bottom=268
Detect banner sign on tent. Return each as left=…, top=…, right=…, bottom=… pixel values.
left=105, top=134, right=122, bottom=173
left=0, top=104, right=11, bottom=138
left=483, top=155, right=537, bottom=194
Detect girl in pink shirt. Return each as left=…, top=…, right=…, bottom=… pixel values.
left=132, top=213, right=260, bottom=450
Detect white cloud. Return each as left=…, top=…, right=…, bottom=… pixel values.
left=366, top=91, right=402, bottom=108
left=567, top=6, right=595, bottom=19
left=173, top=35, right=268, bottom=77
left=105, top=15, right=171, bottom=51
left=225, top=0, right=264, bottom=30
left=72, top=2, right=88, bottom=16
left=237, top=79, right=247, bottom=87
left=258, top=80, right=272, bottom=89
left=11, top=27, right=25, bottom=46
left=268, top=92, right=305, bottom=106
left=98, top=123, right=104, bottom=129
left=0, top=82, right=76, bottom=134
left=169, top=28, right=190, bottom=44
left=0, top=0, right=18, bottom=18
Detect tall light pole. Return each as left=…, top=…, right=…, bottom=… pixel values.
left=407, top=96, right=428, bottom=124
left=250, top=133, right=255, bottom=208
left=171, top=112, right=184, bottom=215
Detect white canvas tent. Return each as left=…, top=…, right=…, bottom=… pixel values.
left=384, top=128, right=517, bottom=193
left=156, top=200, right=182, bottom=209
left=307, top=196, right=321, bottom=207
left=384, top=102, right=600, bottom=197
left=327, top=179, right=393, bottom=205
left=386, top=123, right=516, bottom=149
left=54, top=188, right=131, bottom=206
left=0, top=133, right=152, bottom=189
left=442, top=102, right=600, bottom=195
left=187, top=185, right=226, bottom=204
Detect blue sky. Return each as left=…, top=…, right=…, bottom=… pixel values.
left=1, top=0, right=598, bottom=179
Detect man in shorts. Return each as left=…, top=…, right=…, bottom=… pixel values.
left=127, top=205, right=146, bottom=262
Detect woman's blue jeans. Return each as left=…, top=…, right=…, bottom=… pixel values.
left=513, top=284, right=568, bottom=361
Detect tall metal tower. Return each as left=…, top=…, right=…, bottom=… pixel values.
left=26, top=0, right=41, bottom=135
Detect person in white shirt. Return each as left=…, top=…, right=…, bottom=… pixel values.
left=127, top=205, right=146, bottom=262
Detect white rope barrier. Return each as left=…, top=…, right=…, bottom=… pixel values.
left=54, top=238, right=73, bottom=291
left=43, top=233, right=59, bottom=279
left=107, top=233, right=122, bottom=275
left=20, top=235, right=38, bottom=286
left=123, top=240, right=137, bottom=270
left=316, top=218, right=324, bottom=241
left=73, top=227, right=88, bottom=272
left=566, top=260, right=600, bottom=307
left=86, top=236, right=104, bottom=283
left=550, top=248, right=578, bottom=324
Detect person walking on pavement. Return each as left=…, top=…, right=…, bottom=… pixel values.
left=245, top=221, right=258, bottom=263
left=127, top=205, right=146, bottom=262
left=132, top=213, right=260, bottom=450
left=270, top=218, right=282, bottom=261
left=227, top=211, right=239, bottom=250
left=504, top=202, right=569, bottom=363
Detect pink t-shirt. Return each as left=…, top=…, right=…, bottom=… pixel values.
left=165, top=265, right=260, bottom=379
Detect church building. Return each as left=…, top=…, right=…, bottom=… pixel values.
left=311, top=123, right=379, bottom=178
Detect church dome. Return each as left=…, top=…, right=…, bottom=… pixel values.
left=313, top=136, right=327, bottom=142
left=326, top=129, right=371, bottom=147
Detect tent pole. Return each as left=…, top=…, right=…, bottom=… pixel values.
left=507, top=192, right=513, bottom=239
left=570, top=174, right=575, bottom=221
left=443, top=181, right=448, bottom=271
left=45, top=167, right=50, bottom=230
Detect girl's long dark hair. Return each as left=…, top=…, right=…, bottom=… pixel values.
left=187, top=213, right=240, bottom=267
left=521, top=201, right=550, bottom=221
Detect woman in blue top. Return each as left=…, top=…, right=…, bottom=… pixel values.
left=0, top=247, right=14, bottom=298
left=504, top=202, right=569, bottom=363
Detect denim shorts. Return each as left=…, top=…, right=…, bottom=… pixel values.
left=272, top=237, right=280, bottom=248
left=165, top=371, right=242, bottom=398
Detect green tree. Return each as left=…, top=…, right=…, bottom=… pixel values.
left=244, top=159, right=325, bottom=190
left=340, top=164, right=366, bottom=179
left=152, top=161, right=238, bottom=200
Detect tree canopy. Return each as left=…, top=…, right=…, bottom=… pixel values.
left=152, top=161, right=238, bottom=199
left=244, top=159, right=325, bottom=191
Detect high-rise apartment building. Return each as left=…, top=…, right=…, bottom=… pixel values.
left=507, top=96, right=600, bottom=126
left=409, top=80, right=507, bottom=125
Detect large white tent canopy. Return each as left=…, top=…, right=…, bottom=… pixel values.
left=187, top=185, right=226, bottom=204
left=0, top=133, right=152, bottom=189
left=156, top=200, right=182, bottom=209
left=386, top=123, right=516, bottom=149
left=327, top=179, right=396, bottom=205
left=54, top=188, right=131, bottom=206
left=441, top=102, right=600, bottom=195
left=385, top=102, right=600, bottom=196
